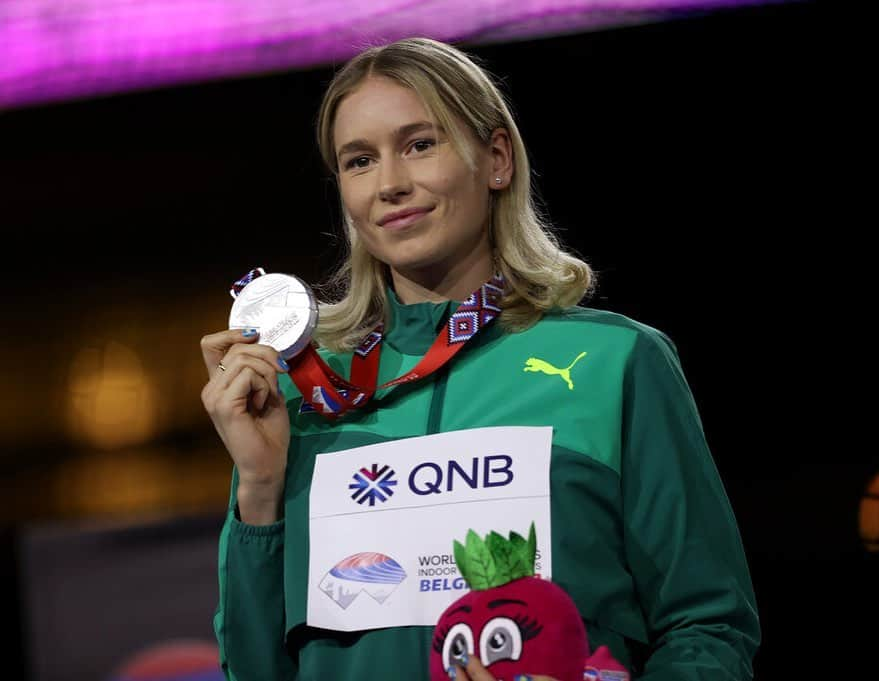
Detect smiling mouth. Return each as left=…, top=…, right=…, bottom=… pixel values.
left=380, top=209, right=433, bottom=230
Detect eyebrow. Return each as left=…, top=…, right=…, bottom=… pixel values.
left=336, top=121, right=442, bottom=159
left=487, top=598, right=528, bottom=609
left=447, top=604, right=472, bottom=617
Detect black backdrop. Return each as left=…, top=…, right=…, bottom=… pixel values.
left=4, top=2, right=870, bottom=678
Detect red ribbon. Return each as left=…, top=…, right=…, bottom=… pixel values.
left=290, top=274, right=505, bottom=419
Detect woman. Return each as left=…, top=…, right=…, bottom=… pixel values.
left=200, top=37, right=759, bottom=680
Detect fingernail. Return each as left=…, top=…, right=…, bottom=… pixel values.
left=446, top=666, right=457, bottom=680
left=277, top=356, right=290, bottom=371
left=242, top=328, right=258, bottom=337
left=513, top=676, right=533, bottom=681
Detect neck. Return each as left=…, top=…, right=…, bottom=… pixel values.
left=390, top=242, right=494, bottom=305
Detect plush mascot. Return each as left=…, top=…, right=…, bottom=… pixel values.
left=430, top=524, right=630, bottom=681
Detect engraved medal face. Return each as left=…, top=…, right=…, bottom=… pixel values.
left=228, top=273, right=318, bottom=359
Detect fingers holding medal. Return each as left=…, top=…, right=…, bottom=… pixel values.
left=200, top=326, right=260, bottom=379
left=199, top=269, right=317, bottom=493
left=201, top=328, right=287, bottom=414
left=201, top=268, right=318, bottom=414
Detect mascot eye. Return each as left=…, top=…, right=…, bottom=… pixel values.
left=441, top=622, right=475, bottom=670
left=478, top=616, right=523, bottom=665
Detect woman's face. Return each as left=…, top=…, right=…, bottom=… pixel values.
left=333, top=76, right=506, bottom=289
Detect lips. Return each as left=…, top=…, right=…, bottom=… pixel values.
left=378, top=207, right=434, bottom=228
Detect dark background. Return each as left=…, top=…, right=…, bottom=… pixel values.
left=3, top=2, right=869, bottom=678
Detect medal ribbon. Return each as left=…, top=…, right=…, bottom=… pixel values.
left=229, top=267, right=266, bottom=299
left=294, top=273, right=504, bottom=418
left=229, top=268, right=504, bottom=419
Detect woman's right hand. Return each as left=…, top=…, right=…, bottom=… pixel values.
left=200, top=328, right=292, bottom=523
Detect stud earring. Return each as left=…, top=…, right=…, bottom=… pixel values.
left=495, top=177, right=502, bottom=184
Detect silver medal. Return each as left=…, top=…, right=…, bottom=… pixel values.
left=229, top=272, right=318, bottom=360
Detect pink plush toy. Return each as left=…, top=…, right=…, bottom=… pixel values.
left=430, top=524, right=630, bottom=681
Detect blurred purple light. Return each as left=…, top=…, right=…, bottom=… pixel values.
left=0, top=0, right=780, bottom=110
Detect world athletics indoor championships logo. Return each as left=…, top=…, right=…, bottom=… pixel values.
left=319, top=552, right=407, bottom=609
left=349, top=463, right=398, bottom=506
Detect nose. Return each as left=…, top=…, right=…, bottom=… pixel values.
left=378, top=156, right=412, bottom=202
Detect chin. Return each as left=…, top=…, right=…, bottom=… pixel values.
left=378, top=245, right=445, bottom=275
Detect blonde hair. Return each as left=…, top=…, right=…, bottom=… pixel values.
left=314, top=37, right=595, bottom=352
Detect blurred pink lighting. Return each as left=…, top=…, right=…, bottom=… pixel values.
left=1, top=0, right=778, bottom=110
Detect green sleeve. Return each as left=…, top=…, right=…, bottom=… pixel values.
left=214, top=466, right=296, bottom=681
left=621, top=330, right=760, bottom=680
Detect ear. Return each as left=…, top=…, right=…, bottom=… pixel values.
left=487, top=128, right=514, bottom=190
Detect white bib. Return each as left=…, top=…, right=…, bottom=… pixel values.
left=307, top=426, right=553, bottom=632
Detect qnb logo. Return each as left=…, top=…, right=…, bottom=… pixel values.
left=319, top=552, right=407, bottom=609
left=349, top=464, right=398, bottom=506
left=408, top=455, right=514, bottom=496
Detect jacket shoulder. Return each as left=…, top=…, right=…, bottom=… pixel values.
left=539, top=306, right=676, bottom=352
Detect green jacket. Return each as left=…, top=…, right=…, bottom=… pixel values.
left=214, top=293, right=760, bottom=680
